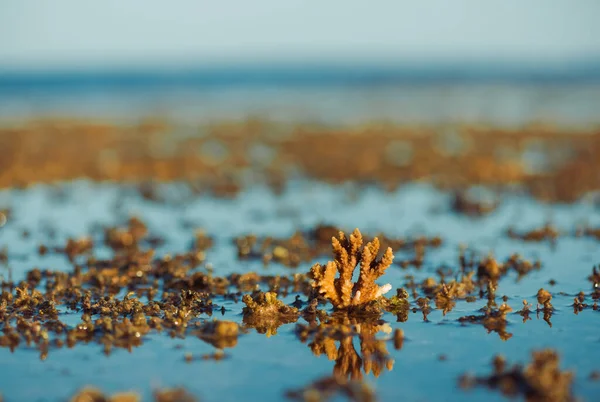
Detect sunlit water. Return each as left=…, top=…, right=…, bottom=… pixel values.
left=0, top=180, right=598, bottom=401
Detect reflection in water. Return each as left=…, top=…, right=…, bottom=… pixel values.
left=296, top=316, right=396, bottom=380
left=242, top=291, right=300, bottom=336
left=194, top=320, right=239, bottom=349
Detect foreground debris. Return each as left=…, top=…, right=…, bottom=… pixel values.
left=507, top=224, right=559, bottom=246
left=459, top=349, right=575, bottom=402
left=285, top=375, right=377, bottom=402
left=70, top=386, right=198, bottom=402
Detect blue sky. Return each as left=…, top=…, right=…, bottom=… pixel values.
left=1, top=1, right=600, bottom=70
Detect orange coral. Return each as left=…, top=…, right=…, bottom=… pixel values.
left=309, top=229, right=393, bottom=310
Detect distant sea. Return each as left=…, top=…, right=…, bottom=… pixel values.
left=1, top=63, right=599, bottom=125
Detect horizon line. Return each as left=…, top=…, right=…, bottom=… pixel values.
left=2, top=60, right=600, bottom=91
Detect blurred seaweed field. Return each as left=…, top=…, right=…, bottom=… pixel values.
left=0, top=73, right=600, bottom=402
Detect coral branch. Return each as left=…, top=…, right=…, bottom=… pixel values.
left=309, top=229, right=393, bottom=310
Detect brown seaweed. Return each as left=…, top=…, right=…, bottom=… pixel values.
left=459, top=349, right=575, bottom=402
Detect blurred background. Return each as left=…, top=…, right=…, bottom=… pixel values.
left=1, top=0, right=600, bottom=125
left=2, top=4, right=600, bottom=402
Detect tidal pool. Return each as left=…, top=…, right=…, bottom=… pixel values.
left=0, top=180, right=598, bottom=401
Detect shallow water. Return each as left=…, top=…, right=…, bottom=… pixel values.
left=0, top=180, right=598, bottom=401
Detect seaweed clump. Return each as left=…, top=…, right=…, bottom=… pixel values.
left=575, top=226, right=600, bottom=241
left=507, top=224, right=559, bottom=246
left=309, top=229, right=393, bottom=313
left=383, top=288, right=410, bottom=322
left=459, top=349, right=575, bottom=402
left=476, top=254, right=541, bottom=285
left=431, top=273, right=476, bottom=315
left=458, top=302, right=514, bottom=341
left=235, top=229, right=332, bottom=268
left=537, top=288, right=553, bottom=310
left=69, top=386, right=198, bottom=402
left=285, top=375, right=377, bottom=402
left=153, top=388, right=198, bottom=402
left=242, top=291, right=299, bottom=336
left=70, top=387, right=140, bottom=402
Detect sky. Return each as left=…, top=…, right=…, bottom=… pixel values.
left=1, top=1, right=600, bottom=71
